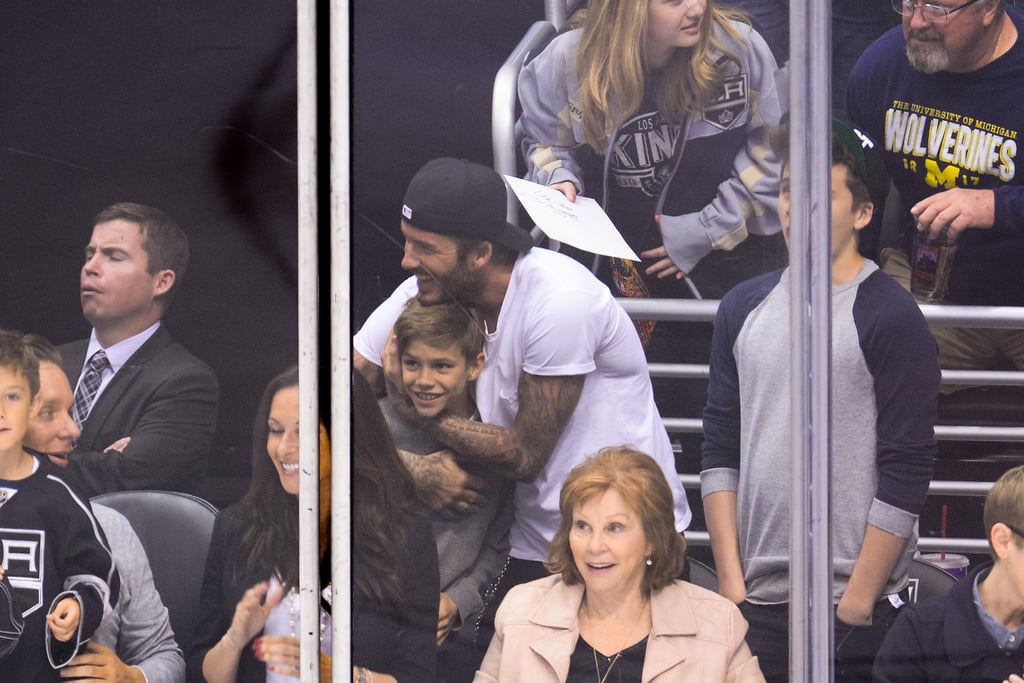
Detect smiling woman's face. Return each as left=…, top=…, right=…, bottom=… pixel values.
left=266, top=385, right=300, bottom=495
left=569, top=488, right=652, bottom=599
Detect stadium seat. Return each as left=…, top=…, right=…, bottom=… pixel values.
left=688, top=557, right=719, bottom=593
left=905, top=556, right=959, bottom=604
left=92, top=490, right=218, bottom=656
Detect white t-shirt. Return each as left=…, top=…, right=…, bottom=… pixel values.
left=354, top=248, right=691, bottom=560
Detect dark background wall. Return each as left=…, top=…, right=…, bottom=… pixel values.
left=1, top=1, right=538, bottom=506
left=351, top=1, right=538, bottom=322
left=0, top=1, right=299, bottom=506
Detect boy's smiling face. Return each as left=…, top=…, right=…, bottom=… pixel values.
left=0, top=367, right=33, bottom=455
left=401, top=339, right=483, bottom=419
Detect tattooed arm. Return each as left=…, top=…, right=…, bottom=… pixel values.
left=397, top=448, right=490, bottom=515
left=429, top=371, right=585, bottom=482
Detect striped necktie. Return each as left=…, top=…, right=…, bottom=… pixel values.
left=72, top=349, right=110, bottom=427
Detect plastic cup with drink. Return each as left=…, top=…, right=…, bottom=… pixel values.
left=920, top=552, right=970, bottom=581
left=910, top=223, right=957, bottom=303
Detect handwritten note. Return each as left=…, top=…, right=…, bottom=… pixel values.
left=504, top=176, right=640, bottom=261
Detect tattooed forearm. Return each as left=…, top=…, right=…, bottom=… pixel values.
left=432, top=417, right=529, bottom=478
left=354, top=350, right=385, bottom=395
left=431, top=372, right=585, bottom=481
left=398, top=449, right=482, bottom=513
left=398, top=449, right=436, bottom=500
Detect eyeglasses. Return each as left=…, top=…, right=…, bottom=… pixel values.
left=891, top=0, right=984, bottom=24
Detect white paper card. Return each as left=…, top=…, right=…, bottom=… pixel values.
left=504, top=176, right=640, bottom=261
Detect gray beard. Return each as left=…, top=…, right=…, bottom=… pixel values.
left=906, top=39, right=950, bottom=73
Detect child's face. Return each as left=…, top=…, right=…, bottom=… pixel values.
left=401, top=340, right=483, bottom=419
left=0, top=367, right=33, bottom=454
left=646, top=0, right=707, bottom=58
left=778, top=164, right=872, bottom=263
left=827, top=165, right=872, bottom=263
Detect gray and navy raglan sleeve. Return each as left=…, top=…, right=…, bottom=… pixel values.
left=854, top=271, right=939, bottom=536
left=701, top=272, right=781, bottom=496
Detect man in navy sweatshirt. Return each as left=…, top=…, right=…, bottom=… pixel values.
left=848, top=0, right=1024, bottom=372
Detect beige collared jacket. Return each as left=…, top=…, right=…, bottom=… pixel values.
left=473, top=574, right=764, bottom=683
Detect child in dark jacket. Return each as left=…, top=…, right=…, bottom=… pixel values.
left=0, top=329, right=118, bottom=682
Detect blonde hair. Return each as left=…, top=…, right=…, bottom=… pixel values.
left=983, top=464, right=1024, bottom=561
left=577, top=0, right=750, bottom=152
left=545, top=446, right=686, bottom=595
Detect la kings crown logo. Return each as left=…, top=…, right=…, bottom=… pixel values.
left=702, top=74, right=748, bottom=131
left=608, top=72, right=750, bottom=197
left=1, top=529, right=44, bottom=617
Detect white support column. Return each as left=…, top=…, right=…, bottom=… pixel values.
left=544, top=0, right=567, bottom=30
left=787, top=0, right=834, bottom=680
left=329, top=0, right=352, bottom=681
left=296, top=0, right=326, bottom=680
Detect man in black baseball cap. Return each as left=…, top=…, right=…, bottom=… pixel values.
left=353, top=157, right=691, bottom=663
left=402, top=158, right=534, bottom=253
left=395, top=157, right=533, bottom=308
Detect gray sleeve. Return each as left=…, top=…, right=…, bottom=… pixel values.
left=517, top=30, right=587, bottom=193
left=700, top=467, right=740, bottom=498
left=93, top=506, right=185, bottom=683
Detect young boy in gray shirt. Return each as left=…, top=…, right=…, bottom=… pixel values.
left=379, top=299, right=512, bottom=683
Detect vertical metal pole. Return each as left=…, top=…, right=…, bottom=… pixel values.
left=329, top=0, right=353, bottom=681
left=788, top=0, right=834, bottom=681
left=544, top=0, right=567, bottom=30
left=297, top=0, right=321, bottom=680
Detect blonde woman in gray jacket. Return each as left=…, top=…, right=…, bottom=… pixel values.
left=518, top=0, right=786, bottom=303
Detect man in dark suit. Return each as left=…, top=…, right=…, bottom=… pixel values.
left=56, top=202, right=219, bottom=496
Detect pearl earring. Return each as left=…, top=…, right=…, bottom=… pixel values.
left=645, top=556, right=652, bottom=566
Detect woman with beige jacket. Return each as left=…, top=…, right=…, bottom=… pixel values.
left=474, top=447, right=764, bottom=683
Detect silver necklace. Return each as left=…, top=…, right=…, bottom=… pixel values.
left=592, top=645, right=622, bottom=683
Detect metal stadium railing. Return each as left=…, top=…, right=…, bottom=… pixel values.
left=619, top=297, right=1024, bottom=556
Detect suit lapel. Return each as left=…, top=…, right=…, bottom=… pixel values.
left=77, top=327, right=171, bottom=445
left=60, top=341, right=88, bottom=387
left=530, top=630, right=580, bottom=681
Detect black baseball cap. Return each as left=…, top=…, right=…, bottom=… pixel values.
left=776, top=115, right=888, bottom=208
left=833, top=118, right=889, bottom=210
left=401, top=158, right=534, bottom=253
